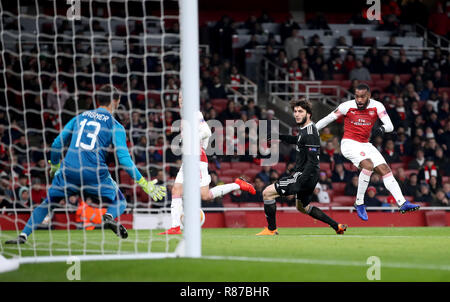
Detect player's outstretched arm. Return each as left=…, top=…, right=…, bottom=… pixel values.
left=112, top=123, right=166, bottom=201
left=49, top=117, right=77, bottom=176
left=315, top=109, right=339, bottom=131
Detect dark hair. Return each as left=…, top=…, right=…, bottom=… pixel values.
left=355, top=83, right=371, bottom=92
left=97, top=84, right=120, bottom=106
left=289, top=97, right=313, bottom=116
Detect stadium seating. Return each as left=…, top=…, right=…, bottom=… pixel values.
left=332, top=195, right=355, bottom=206
left=331, top=182, right=346, bottom=196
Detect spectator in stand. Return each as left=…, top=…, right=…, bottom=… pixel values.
left=320, top=140, right=344, bottom=164
left=312, top=182, right=330, bottom=204
left=362, top=55, right=377, bottom=73
left=382, top=139, right=402, bottom=163
left=256, top=165, right=273, bottom=185
left=284, top=28, right=305, bottom=62
left=0, top=171, right=13, bottom=209
left=432, top=70, right=450, bottom=89
left=318, top=171, right=333, bottom=191
left=349, top=59, right=371, bottom=81
left=386, top=75, right=404, bottom=95
left=432, top=189, right=449, bottom=207
left=434, top=147, right=449, bottom=175
left=344, top=175, right=359, bottom=196
left=275, top=49, right=289, bottom=70
left=404, top=173, right=420, bottom=199
left=308, top=34, right=323, bottom=47
left=343, top=53, right=356, bottom=74
left=15, top=186, right=31, bottom=209
left=427, top=2, right=450, bottom=37
left=365, top=186, right=384, bottom=209
left=420, top=80, right=438, bottom=101
left=331, top=163, right=354, bottom=183
left=300, top=61, right=315, bottom=81
left=319, top=127, right=334, bottom=147
left=418, top=157, right=441, bottom=185
left=370, top=173, right=389, bottom=196
left=436, top=120, right=450, bottom=155
left=445, top=183, right=450, bottom=200
left=384, top=36, right=402, bottom=48
left=307, top=12, right=330, bottom=30
left=396, top=53, right=412, bottom=74
left=416, top=182, right=434, bottom=204
left=408, top=149, right=426, bottom=170
left=348, top=79, right=360, bottom=95
left=378, top=54, right=397, bottom=74
left=424, top=137, right=439, bottom=159
left=428, top=175, right=441, bottom=195
left=243, top=98, right=261, bottom=120
left=395, top=168, right=409, bottom=192
left=245, top=176, right=265, bottom=203
left=208, top=75, right=228, bottom=99
left=403, top=83, right=420, bottom=103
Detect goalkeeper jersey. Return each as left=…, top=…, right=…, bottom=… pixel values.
left=50, top=108, right=142, bottom=185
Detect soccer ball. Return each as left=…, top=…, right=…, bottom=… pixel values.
left=180, top=209, right=206, bottom=228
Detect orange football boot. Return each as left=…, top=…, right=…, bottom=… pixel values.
left=256, top=227, right=279, bottom=236
left=235, top=178, right=256, bottom=195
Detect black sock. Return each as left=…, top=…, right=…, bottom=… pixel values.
left=308, top=206, right=338, bottom=230
left=264, top=203, right=277, bottom=231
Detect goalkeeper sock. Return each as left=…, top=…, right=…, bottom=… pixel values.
left=307, top=206, right=339, bottom=231
left=105, top=190, right=127, bottom=219
left=263, top=200, right=277, bottom=231
left=171, top=197, right=183, bottom=228
left=356, top=169, right=372, bottom=205
left=22, top=198, right=50, bottom=236
left=382, top=172, right=406, bottom=206
left=209, top=183, right=240, bottom=199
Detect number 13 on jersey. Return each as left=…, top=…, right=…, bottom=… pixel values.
left=75, top=119, right=101, bottom=151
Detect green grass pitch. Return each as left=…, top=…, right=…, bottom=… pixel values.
left=1, top=227, right=450, bottom=282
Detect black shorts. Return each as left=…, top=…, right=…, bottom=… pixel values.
left=274, top=171, right=319, bottom=207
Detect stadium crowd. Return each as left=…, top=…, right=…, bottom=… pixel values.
left=0, top=0, right=449, bottom=212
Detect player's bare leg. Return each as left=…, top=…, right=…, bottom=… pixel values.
left=354, top=159, right=374, bottom=221
left=160, top=179, right=255, bottom=235
left=374, top=164, right=420, bottom=213
left=296, top=201, right=347, bottom=235
left=256, top=184, right=279, bottom=235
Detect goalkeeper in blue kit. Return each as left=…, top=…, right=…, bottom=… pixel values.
left=6, top=84, right=166, bottom=244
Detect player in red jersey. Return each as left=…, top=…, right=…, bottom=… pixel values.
left=159, top=93, right=256, bottom=235
left=316, top=83, right=419, bottom=220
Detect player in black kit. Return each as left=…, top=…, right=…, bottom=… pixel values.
left=256, top=98, right=348, bottom=235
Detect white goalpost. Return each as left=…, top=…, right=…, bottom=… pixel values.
left=0, top=0, right=201, bottom=268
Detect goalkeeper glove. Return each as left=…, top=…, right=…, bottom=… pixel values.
left=137, top=177, right=167, bottom=201
left=48, top=160, right=60, bottom=177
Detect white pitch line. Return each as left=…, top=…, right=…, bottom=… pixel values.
left=203, top=255, right=450, bottom=271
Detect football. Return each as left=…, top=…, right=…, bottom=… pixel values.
left=180, top=209, right=206, bottom=228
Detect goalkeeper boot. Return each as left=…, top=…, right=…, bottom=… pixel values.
left=5, top=234, right=27, bottom=244
left=399, top=200, right=420, bottom=214
left=256, top=227, right=278, bottom=236
left=335, top=224, right=348, bottom=235
left=354, top=203, right=368, bottom=221
left=235, top=178, right=256, bottom=195
left=158, top=226, right=182, bottom=235
left=102, top=214, right=128, bottom=239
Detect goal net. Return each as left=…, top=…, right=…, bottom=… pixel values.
left=0, top=0, right=197, bottom=266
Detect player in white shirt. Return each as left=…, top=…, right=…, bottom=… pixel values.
left=159, top=93, right=255, bottom=235
left=315, top=83, right=420, bottom=220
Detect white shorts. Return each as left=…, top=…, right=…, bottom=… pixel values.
left=174, top=161, right=211, bottom=187
left=340, top=139, right=387, bottom=168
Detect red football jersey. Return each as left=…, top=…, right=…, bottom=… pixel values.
left=334, top=99, right=389, bottom=143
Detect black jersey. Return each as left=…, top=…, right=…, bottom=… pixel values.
left=280, top=122, right=321, bottom=176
